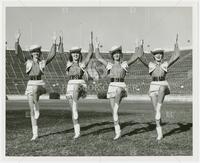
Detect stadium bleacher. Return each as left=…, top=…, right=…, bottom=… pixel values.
left=6, top=49, right=192, bottom=95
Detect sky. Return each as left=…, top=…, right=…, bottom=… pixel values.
left=6, top=7, right=192, bottom=52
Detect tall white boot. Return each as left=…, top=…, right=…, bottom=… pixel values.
left=114, top=124, right=121, bottom=140
left=73, top=124, right=80, bottom=139
left=31, top=126, right=38, bottom=141
left=156, top=126, right=163, bottom=140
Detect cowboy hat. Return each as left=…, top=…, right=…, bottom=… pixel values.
left=151, top=48, right=164, bottom=55
left=69, top=46, right=82, bottom=53
left=29, top=45, right=42, bottom=53
left=109, top=45, right=122, bottom=54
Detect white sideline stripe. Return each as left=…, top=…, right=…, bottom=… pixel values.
left=6, top=94, right=192, bottom=102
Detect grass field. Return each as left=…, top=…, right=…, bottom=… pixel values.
left=6, top=100, right=192, bottom=156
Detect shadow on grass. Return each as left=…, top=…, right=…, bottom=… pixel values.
left=163, top=122, right=192, bottom=138
left=81, top=121, right=112, bottom=131
left=39, top=121, right=112, bottom=138
left=38, top=128, right=74, bottom=138
left=39, top=120, right=157, bottom=138
left=81, top=120, right=140, bottom=137
left=122, top=122, right=192, bottom=138
left=80, top=121, right=113, bottom=137
left=38, top=121, right=192, bottom=139
left=121, top=122, right=159, bottom=137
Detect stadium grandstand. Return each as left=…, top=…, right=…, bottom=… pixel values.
left=6, top=48, right=192, bottom=96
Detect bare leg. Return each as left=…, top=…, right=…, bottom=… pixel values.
left=33, top=86, right=40, bottom=119
left=68, top=84, right=80, bottom=139
left=150, top=93, right=162, bottom=140
left=156, top=86, right=167, bottom=122
left=112, top=87, right=123, bottom=140
left=109, top=97, right=115, bottom=111
left=27, top=94, right=38, bottom=140
left=153, top=86, right=167, bottom=140
left=150, top=94, right=160, bottom=125
left=150, top=93, right=158, bottom=111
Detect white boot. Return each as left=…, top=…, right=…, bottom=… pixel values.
left=114, top=124, right=121, bottom=140
left=73, top=124, right=80, bottom=139
left=31, top=126, right=38, bottom=141
left=156, top=126, right=163, bottom=140
left=34, top=104, right=40, bottom=120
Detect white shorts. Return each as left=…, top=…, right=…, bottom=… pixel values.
left=66, top=80, right=87, bottom=99
left=107, top=82, right=127, bottom=99
left=25, top=80, right=46, bottom=96
left=148, top=81, right=170, bottom=97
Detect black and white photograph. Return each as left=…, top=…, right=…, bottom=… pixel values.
left=1, top=0, right=199, bottom=160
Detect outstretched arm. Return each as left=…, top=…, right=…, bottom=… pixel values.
left=15, top=32, right=28, bottom=63
left=58, top=34, right=64, bottom=54
left=94, top=39, right=108, bottom=66
left=82, top=43, right=94, bottom=67
left=57, top=33, right=67, bottom=64
left=137, top=40, right=149, bottom=68
left=82, top=32, right=94, bottom=67
left=168, top=34, right=180, bottom=68
left=45, top=33, right=57, bottom=65
left=127, top=40, right=144, bottom=66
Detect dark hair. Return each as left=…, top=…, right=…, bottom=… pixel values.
left=153, top=53, right=164, bottom=60
left=30, top=51, right=42, bottom=61
left=68, top=52, right=83, bottom=62
left=111, top=50, right=123, bottom=60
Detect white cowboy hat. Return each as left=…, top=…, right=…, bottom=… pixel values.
left=29, top=45, right=42, bottom=53
left=109, top=45, right=122, bottom=54
left=151, top=48, right=164, bottom=55
left=69, top=46, right=82, bottom=53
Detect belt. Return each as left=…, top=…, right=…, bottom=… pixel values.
left=152, top=76, right=165, bottom=81
left=110, top=78, right=124, bottom=82
left=29, top=76, right=41, bottom=80
left=70, top=75, right=82, bottom=80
